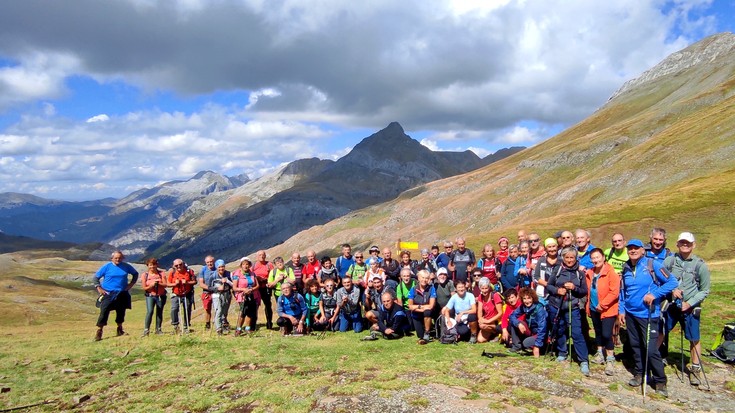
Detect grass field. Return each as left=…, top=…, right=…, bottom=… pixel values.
left=1, top=256, right=734, bottom=412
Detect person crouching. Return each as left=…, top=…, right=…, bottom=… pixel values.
left=276, top=282, right=307, bottom=336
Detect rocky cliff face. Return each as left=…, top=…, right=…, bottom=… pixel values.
left=610, top=32, right=735, bottom=100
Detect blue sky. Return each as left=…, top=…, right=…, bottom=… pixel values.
left=1, top=0, right=733, bottom=201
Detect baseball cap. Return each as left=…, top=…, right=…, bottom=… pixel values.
left=239, top=257, right=251, bottom=264
left=626, top=239, right=644, bottom=248
left=215, top=259, right=225, bottom=268
left=677, top=232, right=695, bottom=243
left=369, top=245, right=380, bottom=253
left=437, top=267, right=448, bottom=275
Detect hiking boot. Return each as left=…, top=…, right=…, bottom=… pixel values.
left=94, top=328, right=103, bottom=342
left=628, top=375, right=643, bottom=387
left=418, top=338, right=427, bottom=345
left=556, top=355, right=568, bottom=362
left=116, top=326, right=126, bottom=336
left=267, top=321, right=274, bottom=330
left=155, top=329, right=164, bottom=335
left=605, top=358, right=615, bottom=376
left=205, top=322, right=211, bottom=330
left=580, top=362, right=590, bottom=376
left=689, top=364, right=702, bottom=386
left=362, top=332, right=379, bottom=341
left=422, top=333, right=432, bottom=343
left=655, top=383, right=668, bottom=398
left=592, top=351, right=605, bottom=365
left=234, top=329, right=241, bottom=337
left=141, top=329, right=149, bottom=337
left=469, top=334, right=478, bottom=344
left=216, top=329, right=223, bottom=336
left=508, top=346, right=522, bottom=354
left=183, top=327, right=190, bottom=334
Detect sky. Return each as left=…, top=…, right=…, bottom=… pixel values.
left=1, top=0, right=733, bottom=201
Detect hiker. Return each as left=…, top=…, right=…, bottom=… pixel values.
left=364, top=292, right=409, bottom=340
left=335, top=244, right=355, bottom=277
left=267, top=257, right=295, bottom=306
left=275, top=282, right=307, bottom=336
left=364, top=258, right=387, bottom=287
left=448, top=237, right=476, bottom=284
left=346, top=251, right=369, bottom=289
left=302, top=250, right=321, bottom=284
left=141, top=258, right=167, bottom=337
left=380, top=248, right=401, bottom=290
left=646, top=228, right=672, bottom=262
left=476, top=277, right=503, bottom=343
left=335, top=276, right=363, bottom=333
left=365, top=276, right=393, bottom=326
left=442, top=280, right=479, bottom=344
left=208, top=259, right=233, bottom=335
left=527, top=233, right=546, bottom=272
left=575, top=229, right=596, bottom=271
left=500, top=288, right=521, bottom=346
left=662, top=232, right=711, bottom=385
left=516, top=241, right=532, bottom=288
left=398, top=250, right=418, bottom=278
left=304, top=278, right=325, bottom=332
left=533, top=238, right=561, bottom=306
left=252, top=250, right=275, bottom=330
left=429, top=245, right=440, bottom=261
left=500, top=244, right=520, bottom=291
left=435, top=241, right=453, bottom=269
left=496, top=237, right=510, bottom=264
left=618, top=239, right=678, bottom=397
left=546, top=246, right=590, bottom=375
left=433, top=267, right=456, bottom=319
left=415, top=248, right=438, bottom=279
left=408, top=270, right=437, bottom=344
left=517, top=230, right=528, bottom=244
left=509, top=287, right=547, bottom=357
left=197, top=255, right=217, bottom=330
left=317, top=256, right=339, bottom=288
left=585, top=248, right=620, bottom=376
left=396, top=267, right=417, bottom=313
left=318, top=279, right=340, bottom=331
left=477, top=244, right=500, bottom=289
left=366, top=245, right=383, bottom=266
left=168, top=258, right=197, bottom=334
left=287, top=252, right=305, bottom=293
left=232, top=257, right=260, bottom=336
left=470, top=268, right=483, bottom=297
left=94, top=251, right=139, bottom=341
left=604, top=233, right=629, bottom=275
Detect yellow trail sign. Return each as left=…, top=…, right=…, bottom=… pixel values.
left=398, top=241, right=419, bottom=250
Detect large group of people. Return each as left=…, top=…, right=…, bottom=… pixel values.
left=93, top=228, right=712, bottom=397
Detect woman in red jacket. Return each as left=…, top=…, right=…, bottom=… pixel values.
left=585, top=248, right=620, bottom=376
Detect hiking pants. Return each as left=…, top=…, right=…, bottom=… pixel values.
left=96, top=291, right=131, bottom=328
left=212, top=292, right=226, bottom=331
left=257, top=285, right=273, bottom=327
left=510, top=326, right=538, bottom=351
left=339, top=311, right=363, bottom=333
left=170, top=295, right=192, bottom=328
left=548, top=306, right=589, bottom=362
left=411, top=310, right=432, bottom=338
left=626, top=312, right=666, bottom=384
left=144, top=294, right=166, bottom=331
left=590, top=310, right=615, bottom=351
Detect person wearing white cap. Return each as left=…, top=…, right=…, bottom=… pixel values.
left=661, top=232, right=711, bottom=385
left=208, top=259, right=233, bottom=335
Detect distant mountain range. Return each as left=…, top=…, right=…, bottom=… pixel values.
left=0, top=128, right=523, bottom=260
left=264, top=32, right=735, bottom=262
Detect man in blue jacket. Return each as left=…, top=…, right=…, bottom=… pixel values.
left=618, top=239, right=678, bottom=397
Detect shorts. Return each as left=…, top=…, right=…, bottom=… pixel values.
left=201, top=292, right=212, bottom=311
left=665, top=306, right=700, bottom=341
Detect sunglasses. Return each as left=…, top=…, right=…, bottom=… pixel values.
left=529, top=239, right=540, bottom=242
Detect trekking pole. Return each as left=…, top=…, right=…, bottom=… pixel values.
left=568, top=291, right=572, bottom=362
left=680, top=327, right=685, bottom=383
left=690, top=341, right=711, bottom=391
left=183, top=294, right=189, bottom=334
left=545, top=294, right=564, bottom=357
left=643, top=303, right=653, bottom=402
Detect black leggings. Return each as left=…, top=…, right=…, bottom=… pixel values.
left=590, top=311, right=616, bottom=351
left=257, top=286, right=273, bottom=326
left=411, top=310, right=432, bottom=338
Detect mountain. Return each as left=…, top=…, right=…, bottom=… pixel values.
left=150, top=122, right=518, bottom=262
left=264, top=32, right=735, bottom=262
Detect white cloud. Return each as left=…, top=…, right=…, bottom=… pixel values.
left=496, top=126, right=540, bottom=144
left=420, top=138, right=440, bottom=151
left=0, top=52, right=78, bottom=110
left=467, top=146, right=491, bottom=158
left=86, top=114, right=110, bottom=123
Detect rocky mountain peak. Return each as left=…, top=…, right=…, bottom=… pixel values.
left=610, top=32, right=735, bottom=100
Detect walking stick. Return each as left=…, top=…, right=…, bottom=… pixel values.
left=568, top=291, right=572, bottom=362
left=183, top=294, right=190, bottom=334
left=690, top=341, right=711, bottom=391
left=680, top=327, right=685, bottom=383
left=643, top=303, right=653, bottom=402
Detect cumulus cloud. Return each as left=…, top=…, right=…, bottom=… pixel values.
left=0, top=0, right=724, bottom=199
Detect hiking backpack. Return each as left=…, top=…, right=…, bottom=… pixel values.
left=439, top=316, right=459, bottom=344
